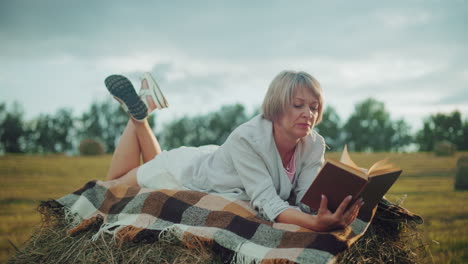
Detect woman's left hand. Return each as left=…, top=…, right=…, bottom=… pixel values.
left=275, top=195, right=363, bottom=232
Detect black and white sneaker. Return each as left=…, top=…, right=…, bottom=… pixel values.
left=104, top=75, right=148, bottom=122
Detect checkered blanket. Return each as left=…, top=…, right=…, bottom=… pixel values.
left=55, top=180, right=374, bottom=264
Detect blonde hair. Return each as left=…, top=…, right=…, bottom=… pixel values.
left=262, top=70, right=324, bottom=124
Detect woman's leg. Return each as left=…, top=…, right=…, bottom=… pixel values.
left=105, top=118, right=162, bottom=181
left=134, top=119, right=162, bottom=163
left=106, top=79, right=162, bottom=181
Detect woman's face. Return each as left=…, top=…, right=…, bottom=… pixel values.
left=276, top=87, right=320, bottom=141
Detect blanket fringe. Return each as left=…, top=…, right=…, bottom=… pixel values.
left=115, top=225, right=145, bottom=247
left=63, top=206, right=83, bottom=228
left=67, top=215, right=103, bottom=236
left=158, top=226, right=295, bottom=264
left=91, top=222, right=121, bottom=241
left=180, top=232, right=213, bottom=250
left=261, top=259, right=297, bottom=264
left=231, top=249, right=261, bottom=264
left=158, top=225, right=184, bottom=243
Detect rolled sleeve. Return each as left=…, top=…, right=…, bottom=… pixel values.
left=256, top=195, right=294, bottom=221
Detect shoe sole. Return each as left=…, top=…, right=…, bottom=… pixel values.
left=104, top=75, right=148, bottom=121
left=144, top=72, right=169, bottom=109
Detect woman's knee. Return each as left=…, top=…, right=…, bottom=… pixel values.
left=111, top=167, right=140, bottom=187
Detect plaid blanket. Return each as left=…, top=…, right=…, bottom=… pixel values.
left=55, top=180, right=375, bottom=264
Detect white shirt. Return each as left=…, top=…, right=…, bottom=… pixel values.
left=181, top=115, right=326, bottom=221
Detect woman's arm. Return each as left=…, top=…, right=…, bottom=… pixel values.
left=227, top=133, right=297, bottom=221
left=276, top=195, right=363, bottom=232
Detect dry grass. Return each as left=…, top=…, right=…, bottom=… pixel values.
left=337, top=201, right=429, bottom=264
left=0, top=154, right=109, bottom=263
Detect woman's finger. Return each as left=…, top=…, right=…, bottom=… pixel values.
left=346, top=200, right=363, bottom=224
left=350, top=206, right=360, bottom=224
left=318, top=194, right=328, bottom=214
left=334, top=195, right=352, bottom=216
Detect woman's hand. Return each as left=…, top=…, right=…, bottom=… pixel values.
left=313, top=194, right=363, bottom=231
left=275, top=195, right=364, bottom=232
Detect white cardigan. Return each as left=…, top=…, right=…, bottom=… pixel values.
left=181, top=115, right=326, bottom=221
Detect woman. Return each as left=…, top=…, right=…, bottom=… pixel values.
left=104, top=70, right=363, bottom=232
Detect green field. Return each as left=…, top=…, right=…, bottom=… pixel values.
left=1, top=152, right=467, bottom=263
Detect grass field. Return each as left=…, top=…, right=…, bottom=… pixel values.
left=1, top=152, right=467, bottom=263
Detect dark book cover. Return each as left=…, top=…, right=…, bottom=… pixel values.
left=301, top=161, right=369, bottom=212
left=359, top=169, right=402, bottom=214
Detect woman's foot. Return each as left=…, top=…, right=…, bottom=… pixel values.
left=104, top=75, right=148, bottom=122
left=140, top=79, right=158, bottom=113
left=139, top=72, right=169, bottom=115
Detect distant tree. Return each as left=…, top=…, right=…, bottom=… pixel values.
left=207, top=104, right=248, bottom=145
left=0, top=103, right=6, bottom=153
left=26, top=114, right=54, bottom=153
left=391, top=119, right=413, bottom=152
left=416, top=110, right=465, bottom=151
left=79, top=99, right=155, bottom=153
left=343, top=98, right=411, bottom=152
left=162, top=116, right=195, bottom=149
left=80, top=102, right=105, bottom=145
left=315, top=105, right=343, bottom=151
left=0, top=102, right=26, bottom=153
left=0, top=103, right=5, bottom=119
left=53, top=108, right=75, bottom=152
left=462, top=120, right=468, bottom=150
left=162, top=104, right=249, bottom=149
left=26, top=108, right=75, bottom=153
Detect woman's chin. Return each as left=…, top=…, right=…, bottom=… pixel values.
left=294, top=130, right=310, bottom=139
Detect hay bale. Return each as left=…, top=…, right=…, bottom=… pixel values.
left=434, top=140, right=456, bottom=156
left=455, top=156, right=468, bottom=190
left=8, top=201, right=430, bottom=264
left=336, top=202, right=429, bottom=264
left=79, top=139, right=105, bottom=156
left=8, top=201, right=222, bottom=264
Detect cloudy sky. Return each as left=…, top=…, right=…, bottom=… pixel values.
left=1, top=0, right=467, bottom=132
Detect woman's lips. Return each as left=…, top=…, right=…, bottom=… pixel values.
left=296, top=123, right=310, bottom=129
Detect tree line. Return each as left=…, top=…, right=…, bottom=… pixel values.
left=0, top=98, right=467, bottom=154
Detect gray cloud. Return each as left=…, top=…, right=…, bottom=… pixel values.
left=439, top=89, right=468, bottom=105
left=2, top=0, right=466, bottom=61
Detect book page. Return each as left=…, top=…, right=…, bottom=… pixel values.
left=339, top=145, right=360, bottom=170
left=368, top=158, right=397, bottom=175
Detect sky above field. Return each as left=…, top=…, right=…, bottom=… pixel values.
left=1, top=0, right=467, bottom=131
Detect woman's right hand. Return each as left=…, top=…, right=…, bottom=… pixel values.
left=313, top=194, right=363, bottom=232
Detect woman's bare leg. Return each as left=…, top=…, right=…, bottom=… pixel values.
left=133, top=119, right=162, bottom=163
left=111, top=167, right=139, bottom=186
left=106, top=120, right=140, bottom=180
left=106, top=79, right=161, bottom=181
left=105, top=118, right=162, bottom=181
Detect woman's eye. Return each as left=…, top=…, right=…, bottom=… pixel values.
left=294, top=104, right=303, bottom=108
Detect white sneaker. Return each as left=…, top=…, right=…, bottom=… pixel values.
left=139, top=72, right=169, bottom=110
left=105, top=75, right=148, bottom=121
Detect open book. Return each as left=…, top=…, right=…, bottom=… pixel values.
left=300, top=145, right=402, bottom=214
